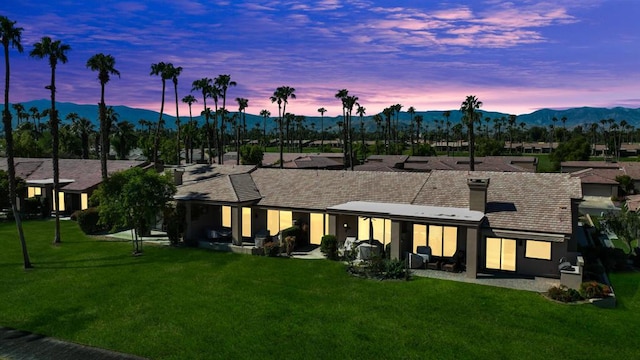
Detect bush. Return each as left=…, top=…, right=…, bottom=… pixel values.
left=77, top=207, right=107, bottom=234
left=263, top=241, right=280, bottom=257
left=320, top=235, right=338, bottom=260
left=347, top=257, right=410, bottom=280
left=547, top=285, right=583, bottom=303
left=579, top=281, right=612, bottom=299
left=23, top=197, right=43, bottom=218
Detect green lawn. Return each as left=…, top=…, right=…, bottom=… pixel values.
left=1, top=220, right=639, bottom=359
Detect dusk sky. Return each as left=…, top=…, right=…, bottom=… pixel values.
left=2, top=0, right=639, bottom=117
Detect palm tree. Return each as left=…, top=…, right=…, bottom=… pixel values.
left=507, top=114, right=517, bottom=153
left=86, top=53, right=120, bottom=179
left=443, top=111, right=451, bottom=156
left=259, top=109, right=270, bottom=150
left=1, top=16, right=32, bottom=268
left=520, top=122, right=527, bottom=155
left=317, top=107, right=327, bottom=148
left=270, top=86, right=296, bottom=168
left=191, top=78, right=214, bottom=163
left=214, top=75, right=236, bottom=164
left=343, top=95, right=358, bottom=169
left=393, top=104, right=402, bottom=145
left=150, top=62, right=171, bottom=169
left=372, top=113, right=383, bottom=153
left=382, top=107, right=393, bottom=154
left=11, top=103, right=25, bottom=125
left=235, top=97, right=248, bottom=165
left=295, top=115, right=305, bottom=152
left=460, top=95, right=482, bottom=171
left=70, top=115, right=94, bottom=159
left=167, top=64, right=183, bottom=165
left=182, top=94, right=197, bottom=163
left=28, top=106, right=41, bottom=135
left=407, top=106, right=416, bottom=154
left=111, top=120, right=136, bottom=160
left=30, top=36, right=70, bottom=245
left=357, top=105, right=366, bottom=162
left=335, top=89, right=349, bottom=163
left=415, top=114, right=423, bottom=147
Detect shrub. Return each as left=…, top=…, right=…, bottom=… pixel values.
left=77, top=207, right=107, bottom=234
left=579, top=281, right=612, bottom=299
left=283, top=236, right=296, bottom=256
left=347, top=257, right=410, bottom=280
left=263, top=241, right=280, bottom=257
left=164, top=203, right=185, bottom=246
left=320, top=235, right=338, bottom=260
left=547, top=285, right=583, bottom=303
left=23, top=197, right=42, bottom=218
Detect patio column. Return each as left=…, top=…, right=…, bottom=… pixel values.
left=184, top=202, right=193, bottom=242
left=328, top=214, right=338, bottom=236
left=390, top=220, right=402, bottom=260
left=466, top=226, right=479, bottom=279
left=231, top=206, right=242, bottom=246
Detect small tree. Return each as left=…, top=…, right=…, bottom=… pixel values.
left=0, top=169, right=25, bottom=210
left=239, top=144, right=264, bottom=165
left=94, top=167, right=176, bottom=254
left=615, top=175, right=634, bottom=196
left=603, top=204, right=640, bottom=255
left=549, top=135, right=591, bottom=171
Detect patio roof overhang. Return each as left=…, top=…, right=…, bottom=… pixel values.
left=27, top=178, right=75, bottom=185
left=327, top=201, right=485, bottom=224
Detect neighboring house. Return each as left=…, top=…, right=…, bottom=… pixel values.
left=354, top=155, right=537, bottom=173
left=561, top=160, right=640, bottom=196
left=174, top=167, right=582, bottom=279
left=0, top=158, right=147, bottom=214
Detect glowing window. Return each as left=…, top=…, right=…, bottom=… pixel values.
left=242, top=207, right=252, bottom=237
left=222, top=206, right=231, bottom=227
left=310, top=213, right=325, bottom=245
left=526, top=240, right=551, bottom=260
left=81, top=193, right=89, bottom=210
left=279, top=211, right=292, bottom=230
left=486, top=237, right=516, bottom=271
left=267, top=209, right=279, bottom=235
left=428, top=225, right=443, bottom=256
left=412, top=224, right=427, bottom=253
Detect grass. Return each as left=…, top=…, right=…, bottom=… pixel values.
left=1, top=220, right=639, bottom=359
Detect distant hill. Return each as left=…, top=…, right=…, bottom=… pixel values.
left=2, top=100, right=640, bottom=132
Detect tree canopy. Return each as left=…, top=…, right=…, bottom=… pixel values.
left=93, top=167, right=176, bottom=253
left=549, top=135, right=591, bottom=171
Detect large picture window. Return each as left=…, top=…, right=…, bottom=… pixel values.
left=412, top=224, right=457, bottom=256
left=486, top=237, right=516, bottom=271
left=222, top=206, right=231, bottom=227
left=525, top=240, right=551, bottom=260
left=359, top=217, right=391, bottom=244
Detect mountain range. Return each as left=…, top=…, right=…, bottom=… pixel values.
left=2, top=100, right=640, bottom=132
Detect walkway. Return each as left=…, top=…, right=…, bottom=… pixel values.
left=412, top=268, right=560, bottom=293
left=0, top=327, right=147, bottom=360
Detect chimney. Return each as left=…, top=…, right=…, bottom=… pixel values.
left=467, top=178, right=490, bottom=213
left=173, top=169, right=184, bottom=186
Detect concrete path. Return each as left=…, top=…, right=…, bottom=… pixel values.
left=0, top=327, right=147, bottom=360
left=412, top=268, right=559, bottom=293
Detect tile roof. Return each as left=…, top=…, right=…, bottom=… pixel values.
left=412, top=171, right=581, bottom=234
left=250, top=169, right=429, bottom=210
left=174, top=164, right=259, bottom=203
left=2, top=158, right=146, bottom=192
left=569, top=168, right=620, bottom=185
left=176, top=167, right=582, bottom=236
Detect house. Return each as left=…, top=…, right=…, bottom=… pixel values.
left=174, top=166, right=582, bottom=279
left=354, top=155, right=538, bottom=173
left=0, top=158, right=147, bottom=214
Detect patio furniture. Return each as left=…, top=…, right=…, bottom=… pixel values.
left=407, top=252, right=425, bottom=269
left=427, top=258, right=441, bottom=270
